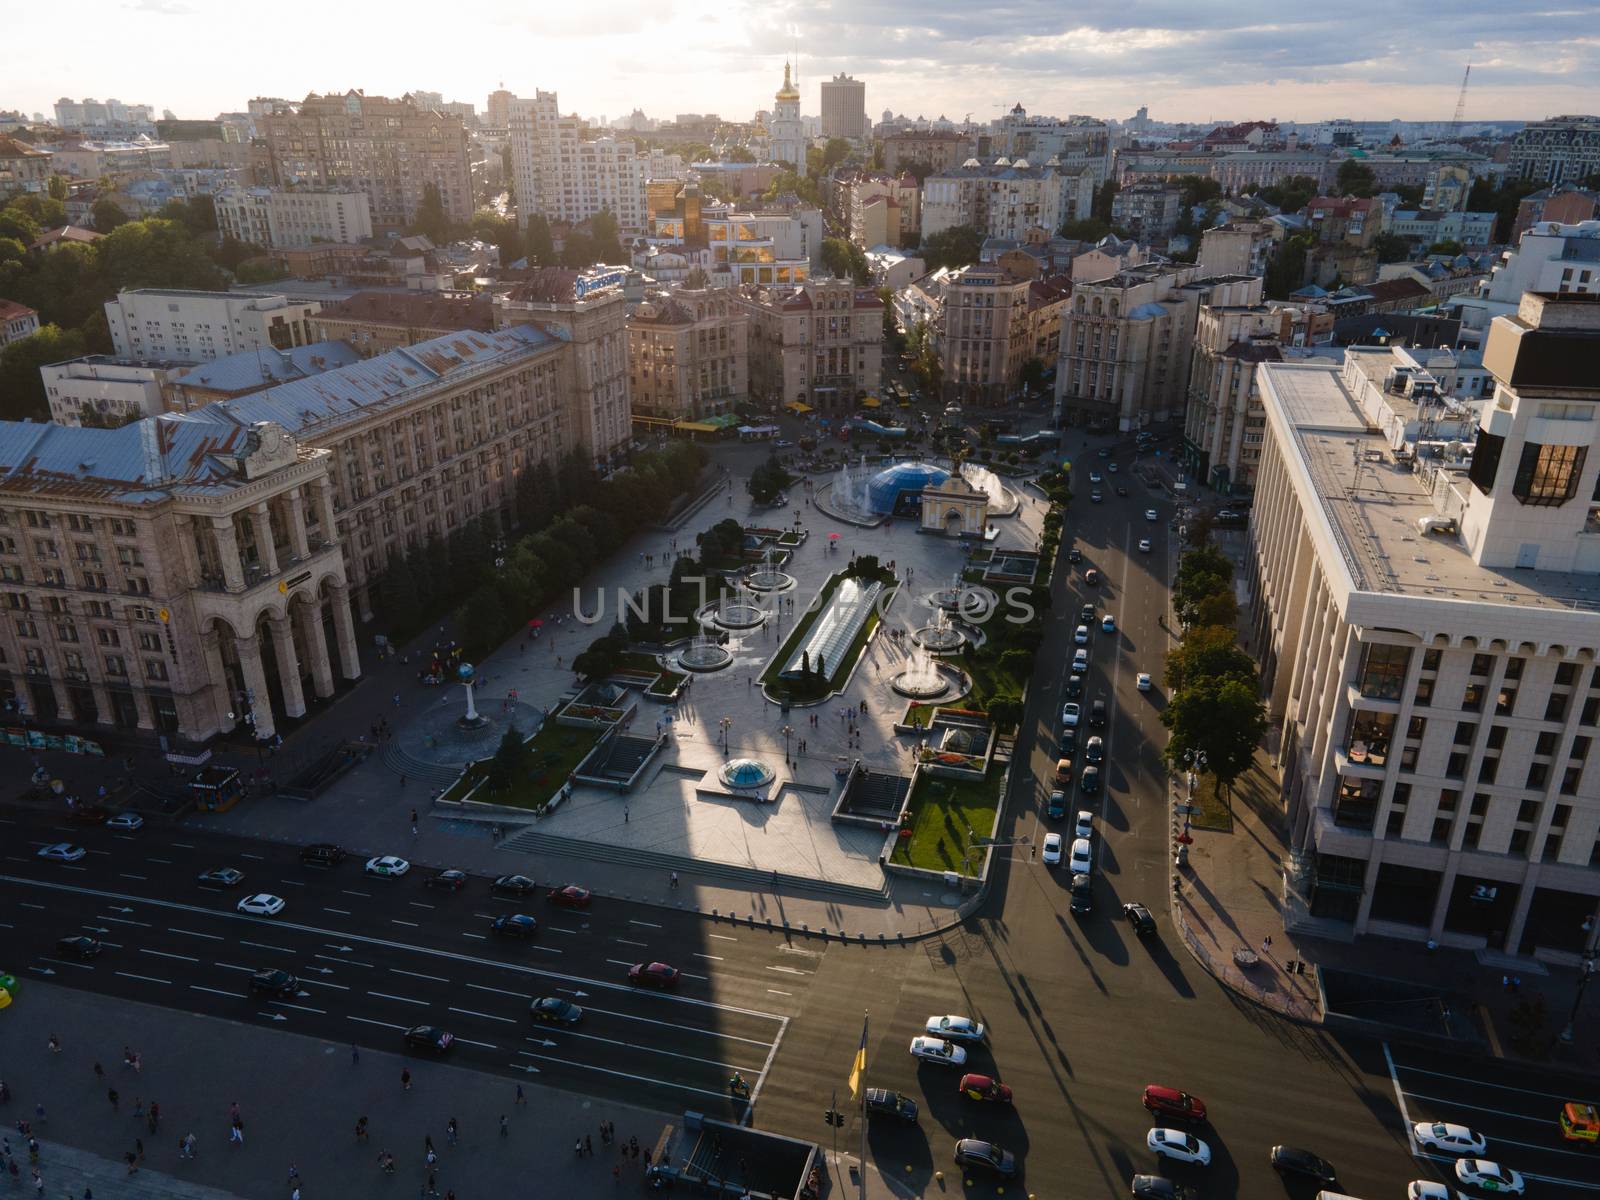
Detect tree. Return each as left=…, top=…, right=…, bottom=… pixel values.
left=91, top=199, right=129, bottom=234
left=97, top=218, right=222, bottom=291
left=1092, top=179, right=1120, bottom=224
left=1393, top=182, right=1426, bottom=208
left=459, top=585, right=509, bottom=655
left=725, top=145, right=756, bottom=163
left=920, top=224, right=983, bottom=272
left=999, top=648, right=1032, bottom=681
left=1060, top=217, right=1115, bottom=241
left=1264, top=233, right=1312, bottom=299
left=6, top=193, right=67, bottom=229
left=1426, top=239, right=1463, bottom=256
left=1189, top=589, right=1239, bottom=630
left=1161, top=675, right=1267, bottom=800
left=820, top=236, right=870, bottom=284
left=377, top=558, right=422, bottom=632
left=1164, top=624, right=1256, bottom=692
left=684, top=265, right=709, bottom=289
left=0, top=236, right=24, bottom=265
left=590, top=209, right=625, bottom=265
left=47, top=174, right=67, bottom=201
left=748, top=456, right=793, bottom=505
left=821, top=137, right=852, bottom=172
left=412, top=182, right=451, bottom=244
left=986, top=695, right=1023, bottom=731
left=0, top=325, right=87, bottom=420
left=1256, top=175, right=1319, bottom=215
left=1467, top=176, right=1545, bottom=243
left=571, top=633, right=620, bottom=682
left=1177, top=175, right=1222, bottom=208
left=0, top=207, right=39, bottom=245
left=1374, top=232, right=1411, bottom=263
left=485, top=725, right=531, bottom=792
left=1019, top=357, right=1047, bottom=392
left=525, top=213, right=555, bottom=265
left=1334, top=159, right=1376, bottom=198
left=236, top=258, right=290, bottom=284
left=469, top=211, right=524, bottom=264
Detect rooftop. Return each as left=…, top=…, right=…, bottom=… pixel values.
left=171, top=341, right=362, bottom=394
left=313, top=290, right=493, bottom=333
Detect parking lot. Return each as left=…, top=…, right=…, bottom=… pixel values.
left=1385, top=1043, right=1600, bottom=1195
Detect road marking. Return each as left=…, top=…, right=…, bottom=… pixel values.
left=514, top=1049, right=733, bottom=1101
left=300, top=978, right=350, bottom=991
left=449, top=1006, right=515, bottom=1023
left=454, top=1036, right=499, bottom=1050
left=767, top=989, right=792, bottom=996
left=100, top=916, right=150, bottom=927
left=391, top=968, right=450, bottom=984
left=573, top=1005, right=778, bottom=1047
left=270, top=1000, right=327, bottom=1015
left=170, top=927, right=224, bottom=940
left=408, top=902, right=434, bottom=911
left=343, top=890, right=371, bottom=898
left=323, top=907, right=352, bottom=915
left=693, top=953, right=724, bottom=961
left=119, top=873, right=148, bottom=881
left=170, top=842, right=195, bottom=849
left=391, top=920, right=420, bottom=928
left=240, top=853, right=266, bottom=860
left=776, top=944, right=817, bottom=956
left=116, top=970, right=171, bottom=985
left=190, top=985, right=243, bottom=999
left=1383, top=1043, right=1420, bottom=1157
left=766, top=965, right=810, bottom=975
left=214, top=962, right=256, bottom=973
left=20, top=902, right=46, bottom=910
left=140, top=949, right=199, bottom=963
left=467, top=983, right=528, bottom=999
left=37, top=957, right=93, bottom=971
left=1391, top=1061, right=1580, bottom=1103
left=615, top=938, right=648, bottom=947
left=708, top=934, right=738, bottom=942
left=461, top=932, right=487, bottom=940
left=541, top=1029, right=761, bottom=1072
left=628, top=919, right=663, bottom=928
left=276, top=880, right=306, bottom=887
left=547, top=926, right=580, bottom=934
left=147, top=857, right=173, bottom=865
left=240, top=940, right=294, bottom=955
left=347, top=1016, right=409, bottom=1032
left=368, top=991, right=429, bottom=1006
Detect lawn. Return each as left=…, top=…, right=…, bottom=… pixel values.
left=1184, top=772, right=1236, bottom=833
left=889, top=772, right=1002, bottom=876
left=440, top=721, right=604, bottom=812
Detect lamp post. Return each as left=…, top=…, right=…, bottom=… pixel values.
left=782, top=724, right=794, bottom=763
left=1184, top=748, right=1208, bottom=805
left=1560, top=908, right=1599, bottom=1044
left=719, top=716, right=732, bottom=754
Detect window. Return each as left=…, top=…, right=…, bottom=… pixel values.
left=1504, top=657, right=1524, bottom=682
left=1447, top=751, right=1468, bottom=778
left=1526, top=761, right=1547, bottom=789
left=1471, top=653, right=1493, bottom=677
left=1463, top=683, right=1484, bottom=712
left=97, top=628, right=120, bottom=647
left=1584, top=696, right=1600, bottom=726
left=1556, top=662, right=1578, bottom=687
left=104, top=654, right=126, bottom=676
left=1357, top=643, right=1411, bottom=700
left=144, top=659, right=168, bottom=682
left=1545, top=692, right=1569, bottom=722
left=1562, top=764, right=1583, bottom=795
left=1512, top=441, right=1586, bottom=506
left=1496, top=688, right=1517, bottom=717
left=1485, top=724, right=1505, bottom=750
left=1385, top=782, right=1412, bottom=838
left=1422, top=649, right=1441, bottom=672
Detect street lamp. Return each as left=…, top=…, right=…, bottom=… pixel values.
left=781, top=724, right=794, bottom=762
left=1560, top=954, right=1596, bottom=1044
left=1183, top=748, right=1208, bottom=804
left=719, top=716, right=732, bottom=754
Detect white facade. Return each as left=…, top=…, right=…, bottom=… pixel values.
left=1450, top=220, right=1600, bottom=345
left=40, top=357, right=173, bottom=428
left=769, top=64, right=804, bottom=169
left=214, top=187, right=374, bottom=250
left=105, top=290, right=321, bottom=363
left=507, top=90, right=649, bottom=234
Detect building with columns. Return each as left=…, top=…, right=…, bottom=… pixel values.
left=1247, top=291, right=1600, bottom=965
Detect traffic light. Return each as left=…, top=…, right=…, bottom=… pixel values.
left=823, top=1109, right=845, bottom=1127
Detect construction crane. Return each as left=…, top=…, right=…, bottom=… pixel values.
left=1450, top=63, right=1471, bottom=136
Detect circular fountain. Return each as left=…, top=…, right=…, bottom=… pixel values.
left=891, top=645, right=960, bottom=700
left=912, top=606, right=966, bottom=653
left=745, top=544, right=795, bottom=592
left=718, top=757, right=776, bottom=792
left=675, top=632, right=733, bottom=673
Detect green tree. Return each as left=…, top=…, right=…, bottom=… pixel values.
left=1334, top=159, right=1376, bottom=198
left=485, top=724, right=531, bottom=792
left=91, top=199, right=129, bottom=234
left=0, top=325, right=88, bottom=420
left=1164, top=624, right=1256, bottom=692
left=1162, top=675, right=1267, bottom=800
left=97, top=218, right=222, bottom=291
left=469, top=211, right=524, bottom=264
left=1060, top=217, right=1114, bottom=241
left=0, top=207, right=39, bottom=245
left=1392, top=182, right=1426, bottom=208
left=1178, top=175, right=1222, bottom=208
left=0, top=235, right=25, bottom=264
left=525, top=213, right=555, bottom=265
left=684, top=265, right=709, bottom=289
left=6, top=193, right=67, bottom=228
left=1190, top=589, right=1239, bottom=630
left=590, top=209, right=625, bottom=264
left=821, top=137, right=852, bottom=172
left=1374, top=232, right=1411, bottom=263
left=571, top=634, right=620, bottom=682
left=560, top=232, right=598, bottom=269
left=919, top=224, right=983, bottom=272
left=236, top=258, right=290, bottom=284
left=1264, top=233, right=1312, bottom=299
left=47, top=174, right=68, bottom=201
left=1256, top=175, right=1319, bottom=214
left=725, top=145, right=756, bottom=163
left=1427, top=239, right=1463, bottom=256
left=820, top=236, right=870, bottom=284
left=412, top=182, right=451, bottom=243
left=986, top=695, right=1023, bottom=730
left=378, top=558, right=422, bottom=631
left=1092, top=179, right=1120, bottom=223
left=458, top=584, right=509, bottom=655
left=999, top=648, right=1032, bottom=681
left=1019, top=357, right=1047, bottom=392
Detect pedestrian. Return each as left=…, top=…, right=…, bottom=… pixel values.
left=393, top=693, right=401, bottom=707
left=229, top=1117, right=243, bottom=1147
left=515, top=1083, right=526, bottom=1107
left=574, top=1138, right=583, bottom=1157
left=585, top=1134, right=593, bottom=1156
left=148, top=1102, right=160, bottom=1133
left=287, top=1162, right=299, bottom=1185
left=290, top=1188, right=300, bottom=1200
left=351, top=1044, right=360, bottom=1066
left=624, top=806, right=629, bottom=823
left=46, top=1037, right=59, bottom=1055
left=410, top=810, right=418, bottom=837
left=425, top=1147, right=437, bottom=1169
left=124, top=1151, right=138, bottom=1175
left=446, top=1118, right=457, bottom=1147
left=107, top=1089, right=119, bottom=1112
left=670, top=871, right=678, bottom=889
left=92, top=1063, right=104, bottom=1082
left=134, top=1138, right=144, bottom=1164
left=499, top=1115, right=508, bottom=1138
left=1262, top=935, right=1272, bottom=952
left=400, top=1068, right=411, bottom=1092
left=228, top=1101, right=240, bottom=1122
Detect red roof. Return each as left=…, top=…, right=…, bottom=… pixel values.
left=0, top=298, right=38, bottom=322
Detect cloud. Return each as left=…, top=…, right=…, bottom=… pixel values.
left=125, top=0, right=194, bottom=13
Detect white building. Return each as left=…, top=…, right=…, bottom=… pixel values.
left=1449, top=220, right=1600, bottom=345
left=0, top=299, right=40, bottom=347
left=215, top=187, right=374, bottom=249
left=507, top=90, right=649, bottom=234
left=104, top=290, right=321, bottom=363
left=1248, top=291, right=1600, bottom=963
left=39, top=357, right=173, bottom=428
left=922, top=157, right=1094, bottom=242
left=769, top=63, right=805, bottom=168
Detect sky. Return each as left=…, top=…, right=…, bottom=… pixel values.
left=6, top=0, right=1599, bottom=127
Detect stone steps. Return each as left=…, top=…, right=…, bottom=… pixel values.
left=380, top=742, right=465, bottom=791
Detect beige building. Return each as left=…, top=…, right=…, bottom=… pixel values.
left=1198, top=222, right=1278, bottom=278
left=738, top=278, right=884, bottom=413
left=105, top=289, right=321, bottom=364
left=0, top=134, right=52, bottom=196
left=262, top=91, right=473, bottom=231
left=922, top=158, right=1095, bottom=242
left=1180, top=303, right=1290, bottom=493
left=1110, top=184, right=1181, bottom=243
left=881, top=131, right=971, bottom=176
left=820, top=74, right=867, bottom=140
left=1248, top=292, right=1600, bottom=962
left=847, top=174, right=920, bottom=249
left=1, top=299, right=40, bottom=347
left=940, top=265, right=1031, bottom=408
left=507, top=90, right=649, bottom=234
left=626, top=288, right=748, bottom=420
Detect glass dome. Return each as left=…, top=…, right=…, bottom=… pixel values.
left=866, top=461, right=950, bottom=514
left=719, top=758, right=775, bottom=789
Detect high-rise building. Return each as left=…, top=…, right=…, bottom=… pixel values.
left=820, top=74, right=866, bottom=140
left=486, top=89, right=514, bottom=130
left=769, top=63, right=805, bottom=169
left=214, top=187, right=373, bottom=249
left=1510, top=115, right=1600, bottom=187
left=261, top=91, right=473, bottom=232
left=506, top=90, right=648, bottom=235
left=1180, top=301, right=1290, bottom=492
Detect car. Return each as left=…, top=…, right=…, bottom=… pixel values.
left=628, top=962, right=680, bottom=990
left=1042, top=832, right=1064, bottom=866
left=1561, top=1100, right=1600, bottom=1143
left=1138, top=538, right=1152, bottom=553
left=364, top=855, right=411, bottom=878
left=1102, top=614, right=1116, bottom=633
left=1145, top=508, right=1159, bottom=521
left=1108, top=462, right=1119, bottom=473
left=529, top=996, right=584, bottom=1026
left=1085, top=568, right=1101, bottom=584
left=1072, top=648, right=1089, bottom=673
left=959, top=1074, right=1013, bottom=1104
left=491, top=914, right=539, bottom=939
left=1216, top=509, right=1243, bottom=522
left=925, top=1015, right=986, bottom=1043
left=300, top=843, right=345, bottom=867
left=1064, top=675, right=1084, bottom=699
left=1131, top=1175, right=1199, bottom=1200
left=1407, top=1182, right=1458, bottom=1200
left=1270, top=1146, right=1336, bottom=1185
left=864, top=1088, right=919, bottom=1122
left=66, top=804, right=113, bottom=827
left=1115, top=485, right=1129, bottom=497
left=1080, top=765, right=1101, bottom=794
left=1148, top=1128, right=1211, bottom=1166
left=1143, top=1085, right=1207, bottom=1122
left=1070, top=872, right=1093, bottom=914
left=1090, top=490, right=1103, bottom=503
left=1069, top=837, right=1092, bottom=873
left=1098, top=448, right=1110, bottom=458
left=1414, top=1123, right=1488, bottom=1156
left=249, top=968, right=299, bottom=997
left=1136, top=672, right=1153, bottom=691
left=1089, top=471, right=1102, bottom=484
left=1061, top=728, right=1080, bottom=755
left=1080, top=603, right=1095, bottom=623
left=404, top=1025, right=455, bottom=1053
left=236, top=894, right=285, bottom=917
left=491, top=874, right=538, bottom=896
left=1053, top=757, right=1074, bottom=787
left=1062, top=702, right=1081, bottom=727
left=1068, top=548, right=1083, bottom=564
left=54, top=935, right=102, bottom=959
left=197, top=867, right=244, bottom=887
left=105, top=812, right=144, bottom=831
left=1047, top=791, right=1068, bottom=821
left=36, top=843, right=86, bottom=862
left=547, top=885, right=592, bottom=909
left=1084, top=736, right=1104, bottom=764
left=1454, top=1160, right=1524, bottom=1194
left=1090, top=700, right=1107, bottom=727
left=1074, top=624, right=1090, bottom=644
left=1075, top=810, right=1094, bottom=838
left=1123, top=902, right=1157, bottom=935
left=953, top=1139, right=1018, bottom=1179
left=425, top=869, right=467, bottom=891
left=774, top=439, right=794, bottom=447
left=908, top=1036, right=967, bottom=1067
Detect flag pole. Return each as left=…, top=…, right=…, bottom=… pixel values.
left=858, top=1009, right=869, bottom=1200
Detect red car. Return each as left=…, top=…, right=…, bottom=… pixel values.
left=1143, top=1085, right=1207, bottom=1122
left=547, top=885, right=591, bottom=910
left=628, top=962, right=680, bottom=990
left=959, top=1074, right=1013, bottom=1104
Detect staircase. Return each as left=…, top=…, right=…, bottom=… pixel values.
left=381, top=742, right=466, bottom=792
left=840, top=770, right=910, bottom=820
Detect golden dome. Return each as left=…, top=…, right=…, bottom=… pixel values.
left=775, top=61, right=800, bottom=101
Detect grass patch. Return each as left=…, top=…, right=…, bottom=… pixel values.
left=889, top=772, right=1002, bottom=876
left=440, top=722, right=605, bottom=812
left=1185, top=773, right=1236, bottom=833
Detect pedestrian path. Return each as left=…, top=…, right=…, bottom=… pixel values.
left=7, top=1138, right=249, bottom=1200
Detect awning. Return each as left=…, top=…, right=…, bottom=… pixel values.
left=861, top=397, right=881, bottom=408
left=785, top=402, right=813, bottom=413
left=702, top=412, right=741, bottom=429
left=674, top=421, right=720, bottom=433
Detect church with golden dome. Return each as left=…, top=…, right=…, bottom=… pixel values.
left=769, top=61, right=804, bottom=168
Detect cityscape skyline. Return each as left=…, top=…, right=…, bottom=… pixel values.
left=6, top=0, right=1599, bottom=128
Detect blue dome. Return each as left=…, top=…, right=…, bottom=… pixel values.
left=719, top=758, right=775, bottom=789
left=866, top=461, right=950, bottom=514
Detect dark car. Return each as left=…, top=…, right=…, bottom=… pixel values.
left=404, top=1025, right=454, bottom=1053
left=1143, top=1085, right=1207, bottom=1122
left=1115, top=485, right=1129, bottom=497
left=1084, top=568, right=1101, bottom=585
left=1080, top=765, right=1101, bottom=795
left=1070, top=873, right=1093, bottom=915
left=300, top=843, right=346, bottom=867
left=1079, top=603, right=1094, bottom=623
left=1131, top=1175, right=1198, bottom=1200
left=66, top=804, right=113, bottom=826
left=1089, top=700, right=1107, bottom=728
left=1123, top=902, right=1157, bottom=935
left=55, top=935, right=102, bottom=959
left=1047, top=792, right=1068, bottom=821
left=491, top=914, right=539, bottom=939
left=628, top=962, right=680, bottom=990
left=547, top=885, right=591, bottom=910
left=197, top=867, right=245, bottom=888
left=1060, top=729, right=1080, bottom=756
left=1067, top=547, right=1083, bottom=563
left=864, top=1088, right=919, bottom=1122
left=1064, top=676, right=1083, bottom=700
left=491, top=874, right=537, bottom=896
left=529, top=996, right=583, bottom=1026
left=425, top=869, right=467, bottom=891
left=249, top=967, right=299, bottom=997
left=1270, top=1145, right=1336, bottom=1185
left=954, top=1139, right=1018, bottom=1179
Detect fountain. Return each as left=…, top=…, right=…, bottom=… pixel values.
left=709, top=580, right=766, bottom=630
left=676, top=631, right=733, bottom=673
left=960, top=462, right=1020, bottom=516
left=892, top=644, right=952, bottom=699
left=745, top=544, right=794, bottom=592
left=931, top=570, right=966, bottom=612
left=913, top=606, right=966, bottom=653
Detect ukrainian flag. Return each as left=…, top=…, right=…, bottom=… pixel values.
left=848, top=1014, right=868, bottom=1101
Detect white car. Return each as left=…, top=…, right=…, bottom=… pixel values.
left=1138, top=538, right=1152, bottom=553
left=1136, top=672, right=1153, bottom=691
left=1075, top=810, right=1094, bottom=839
left=37, top=843, right=86, bottom=862
left=1042, top=832, right=1063, bottom=866
left=1089, top=471, right=1102, bottom=484
left=236, top=893, right=286, bottom=917
left=1107, top=462, right=1119, bottom=474
left=1145, top=509, right=1159, bottom=521
left=1148, top=1128, right=1212, bottom=1166
left=364, top=855, right=411, bottom=878
left=105, top=813, right=144, bottom=831
left=1074, top=624, right=1090, bottom=644
left=1414, top=1123, right=1487, bottom=1156
left=908, top=1036, right=967, bottom=1067
left=924, top=1015, right=986, bottom=1044
left=1454, top=1160, right=1523, bottom=1195
left=1069, top=837, right=1092, bottom=875
left=1101, top=614, right=1116, bottom=633
left=1408, top=1182, right=1460, bottom=1200
left=1062, top=702, right=1081, bottom=727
